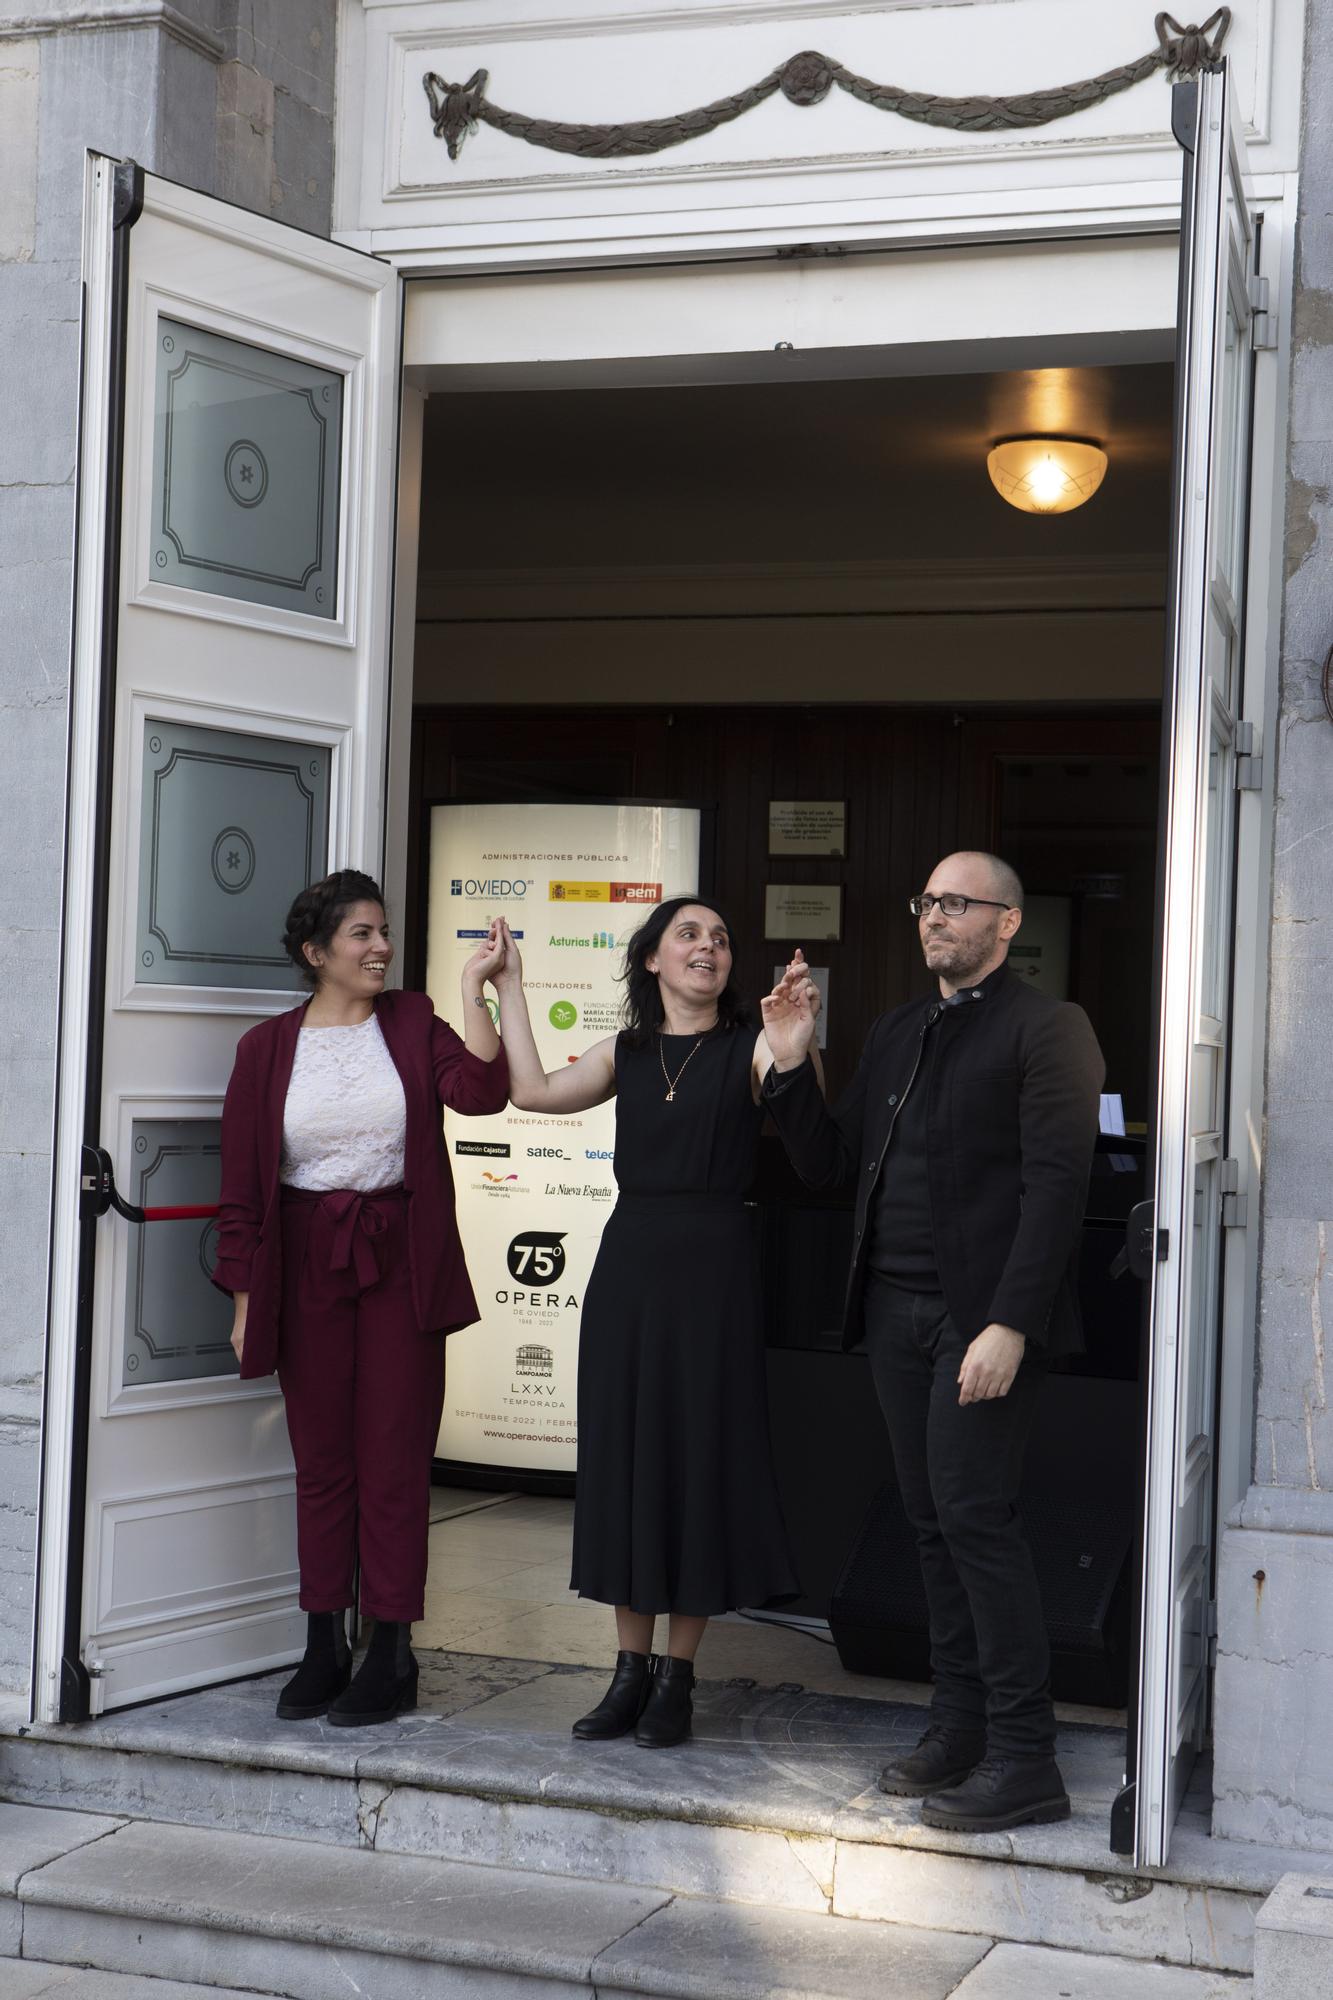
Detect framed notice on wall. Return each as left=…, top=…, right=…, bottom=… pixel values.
left=768, top=800, right=846, bottom=857
left=424, top=801, right=702, bottom=1483
left=765, top=883, right=842, bottom=941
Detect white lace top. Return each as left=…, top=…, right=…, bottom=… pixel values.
left=280, top=1013, right=407, bottom=1193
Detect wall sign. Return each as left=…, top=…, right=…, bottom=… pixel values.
left=765, top=883, right=842, bottom=942
left=426, top=802, right=702, bottom=1476
left=768, top=800, right=847, bottom=857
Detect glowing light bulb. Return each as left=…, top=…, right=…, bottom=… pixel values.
left=987, top=438, right=1108, bottom=516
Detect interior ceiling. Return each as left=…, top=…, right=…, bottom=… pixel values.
left=419, top=363, right=1175, bottom=573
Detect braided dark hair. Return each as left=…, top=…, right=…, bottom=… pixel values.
left=281, top=870, right=386, bottom=989
left=619, top=896, right=751, bottom=1049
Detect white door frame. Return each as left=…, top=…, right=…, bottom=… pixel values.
left=368, top=163, right=1287, bottom=1854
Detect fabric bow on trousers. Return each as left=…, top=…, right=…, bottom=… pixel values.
left=278, top=1185, right=447, bottom=1623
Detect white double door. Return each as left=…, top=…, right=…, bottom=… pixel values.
left=39, top=159, right=398, bottom=1716
left=43, top=73, right=1261, bottom=1879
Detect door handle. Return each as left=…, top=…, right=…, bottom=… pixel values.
left=80, top=1144, right=218, bottom=1226
left=1125, top=1199, right=1160, bottom=1281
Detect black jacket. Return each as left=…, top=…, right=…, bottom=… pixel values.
left=764, top=965, right=1105, bottom=1356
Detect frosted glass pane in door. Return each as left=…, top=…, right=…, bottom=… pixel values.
left=152, top=317, right=342, bottom=616
left=122, top=1118, right=235, bottom=1386
left=136, top=718, right=330, bottom=989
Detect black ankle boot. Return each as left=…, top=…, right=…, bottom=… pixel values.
left=634, top=1654, right=694, bottom=1748
left=328, top=1619, right=418, bottom=1728
left=276, top=1612, right=351, bottom=1720
left=571, top=1651, right=653, bottom=1741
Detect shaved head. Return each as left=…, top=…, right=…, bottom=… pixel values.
left=918, top=852, right=1025, bottom=992
left=938, top=852, right=1024, bottom=912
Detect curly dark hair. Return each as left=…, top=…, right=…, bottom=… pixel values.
left=619, top=895, right=752, bottom=1049
left=281, top=870, right=386, bottom=988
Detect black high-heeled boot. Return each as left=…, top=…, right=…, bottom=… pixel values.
left=634, top=1654, right=694, bottom=1748
left=328, top=1618, right=418, bottom=1727
left=571, top=1651, right=653, bottom=1741
left=276, top=1611, right=351, bottom=1720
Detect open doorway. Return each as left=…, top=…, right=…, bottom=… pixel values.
left=399, top=357, right=1172, bottom=1723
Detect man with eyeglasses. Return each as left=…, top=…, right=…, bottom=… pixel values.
left=761, top=850, right=1104, bottom=1833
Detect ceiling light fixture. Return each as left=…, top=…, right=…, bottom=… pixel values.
left=987, top=436, right=1108, bottom=515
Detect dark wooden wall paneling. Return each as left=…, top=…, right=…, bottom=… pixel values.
left=410, top=706, right=1158, bottom=1107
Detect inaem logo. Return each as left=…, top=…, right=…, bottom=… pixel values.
left=549, top=1000, right=578, bottom=1031
left=506, top=1231, right=567, bottom=1285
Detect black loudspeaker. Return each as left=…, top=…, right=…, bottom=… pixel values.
left=828, top=1479, right=1133, bottom=1708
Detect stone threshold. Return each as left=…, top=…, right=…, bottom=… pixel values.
left=0, top=1649, right=1318, bottom=1975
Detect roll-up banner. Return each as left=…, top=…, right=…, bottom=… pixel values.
left=425, top=802, right=703, bottom=1478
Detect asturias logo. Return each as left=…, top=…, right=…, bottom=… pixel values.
left=548, top=931, right=618, bottom=949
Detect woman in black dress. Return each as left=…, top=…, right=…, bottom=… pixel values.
left=491, top=899, right=803, bottom=1747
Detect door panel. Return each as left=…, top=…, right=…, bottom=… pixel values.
left=1131, top=65, right=1257, bottom=1866
left=49, top=160, right=398, bottom=1714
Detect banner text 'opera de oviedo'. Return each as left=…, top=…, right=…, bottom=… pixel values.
left=425, top=803, right=702, bottom=1474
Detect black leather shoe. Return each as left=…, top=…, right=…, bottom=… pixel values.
left=920, top=1754, right=1071, bottom=1832
left=276, top=1612, right=352, bottom=1720
left=634, top=1654, right=694, bottom=1748
left=328, top=1619, right=418, bottom=1727
left=878, top=1723, right=987, bottom=1798
left=572, top=1651, right=654, bottom=1741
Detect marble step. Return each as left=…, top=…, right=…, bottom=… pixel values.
left=1, top=1659, right=1318, bottom=1978
left=10, top=1809, right=998, bottom=1999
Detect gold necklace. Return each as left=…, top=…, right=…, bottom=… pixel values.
left=658, top=1026, right=715, bottom=1102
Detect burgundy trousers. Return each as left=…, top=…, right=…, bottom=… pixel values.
left=278, top=1186, right=446, bottom=1623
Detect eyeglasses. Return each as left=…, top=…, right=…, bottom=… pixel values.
left=909, top=893, right=1014, bottom=918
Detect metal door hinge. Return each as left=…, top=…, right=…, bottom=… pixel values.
left=1221, top=1156, right=1248, bottom=1228
left=1249, top=272, right=1277, bottom=350
left=1235, top=720, right=1262, bottom=791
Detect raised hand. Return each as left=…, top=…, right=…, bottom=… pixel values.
left=490, top=917, right=524, bottom=989
left=761, top=948, right=819, bottom=1069
left=462, top=920, right=506, bottom=988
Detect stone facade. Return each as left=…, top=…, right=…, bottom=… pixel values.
left=0, top=0, right=338, bottom=1694
left=1212, top=0, right=1333, bottom=1849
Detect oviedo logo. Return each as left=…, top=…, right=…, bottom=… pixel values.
left=548, top=1000, right=578, bottom=1030
left=506, top=1231, right=567, bottom=1285
left=450, top=876, right=531, bottom=898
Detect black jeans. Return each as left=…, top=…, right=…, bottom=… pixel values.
left=864, top=1275, right=1055, bottom=1759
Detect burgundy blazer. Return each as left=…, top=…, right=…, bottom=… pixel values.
left=211, top=990, right=509, bottom=1379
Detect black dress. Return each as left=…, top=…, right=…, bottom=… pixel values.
left=570, top=1026, right=799, bottom=1615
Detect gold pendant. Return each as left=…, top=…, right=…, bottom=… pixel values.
left=665, top=1088, right=676, bottom=1102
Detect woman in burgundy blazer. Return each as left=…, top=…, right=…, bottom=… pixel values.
left=212, top=869, right=508, bottom=1727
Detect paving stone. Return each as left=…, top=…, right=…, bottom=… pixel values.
left=592, top=1895, right=989, bottom=1999
left=0, top=1735, right=360, bottom=1849
left=0, top=1804, right=123, bottom=1898
left=0, top=1964, right=281, bottom=1998
left=19, top=1817, right=667, bottom=1983
left=373, top=1781, right=837, bottom=1913
left=832, top=1839, right=1261, bottom=1976
left=0, top=1803, right=124, bottom=1959
left=950, top=1940, right=1252, bottom=1996
left=1254, top=1871, right=1333, bottom=1999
